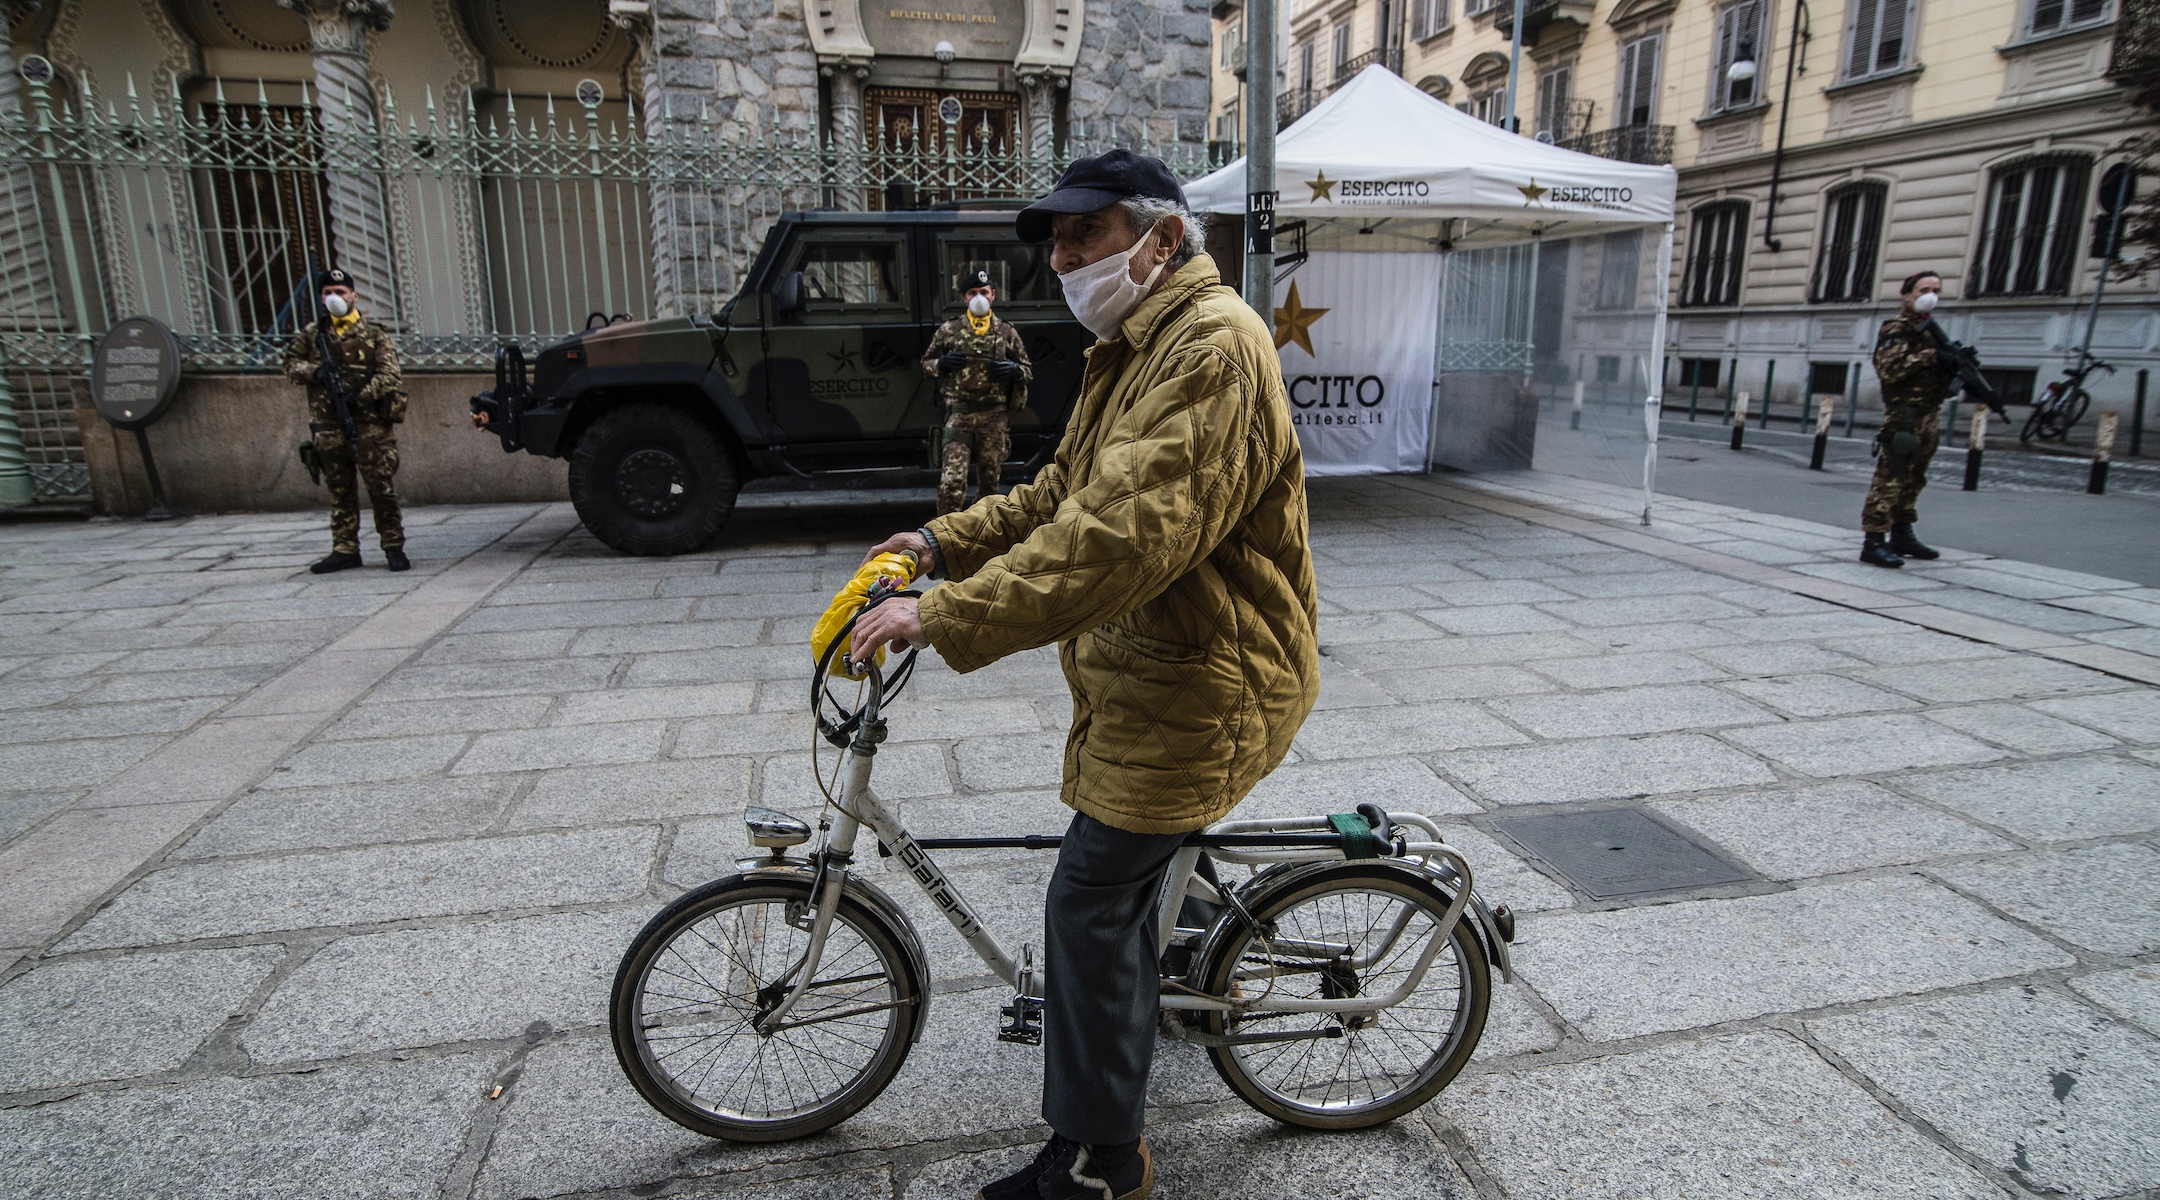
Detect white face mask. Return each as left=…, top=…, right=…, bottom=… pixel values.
left=322, top=294, right=351, bottom=317
left=1058, top=222, right=1167, bottom=340
left=1913, top=292, right=1939, bottom=315
left=967, top=293, right=992, bottom=318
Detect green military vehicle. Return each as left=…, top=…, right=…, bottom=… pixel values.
left=471, top=209, right=1086, bottom=555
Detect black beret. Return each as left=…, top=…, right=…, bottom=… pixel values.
left=318, top=268, right=357, bottom=290
left=963, top=268, right=994, bottom=290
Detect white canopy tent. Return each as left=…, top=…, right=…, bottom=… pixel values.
left=1184, top=66, right=1681, bottom=515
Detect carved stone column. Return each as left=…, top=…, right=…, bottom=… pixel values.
left=609, top=1, right=683, bottom=317
left=279, top=0, right=399, bottom=322
left=1017, top=70, right=1064, bottom=163
left=823, top=62, right=869, bottom=203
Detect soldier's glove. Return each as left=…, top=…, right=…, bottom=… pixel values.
left=990, top=360, right=1023, bottom=382
left=936, top=352, right=967, bottom=375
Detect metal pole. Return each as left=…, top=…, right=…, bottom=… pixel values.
left=2079, top=167, right=2135, bottom=366
left=1503, top=0, right=1529, bottom=133
left=1642, top=223, right=1675, bottom=524
left=1846, top=358, right=1860, bottom=436
left=131, top=426, right=179, bottom=521
left=1760, top=359, right=1775, bottom=429
left=1688, top=368, right=1700, bottom=421
left=1243, top=0, right=1278, bottom=332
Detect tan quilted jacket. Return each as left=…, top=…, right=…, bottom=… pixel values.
left=918, top=254, right=1320, bottom=834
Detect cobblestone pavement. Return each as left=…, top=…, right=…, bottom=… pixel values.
left=1, top=475, right=2156, bottom=1200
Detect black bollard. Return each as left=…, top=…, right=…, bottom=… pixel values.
left=1809, top=394, right=1833, bottom=469
left=1730, top=390, right=1749, bottom=451
left=1963, top=408, right=1984, bottom=491
left=2090, top=411, right=2117, bottom=494
left=2135, top=369, right=2147, bottom=460
left=1571, top=380, right=1583, bottom=430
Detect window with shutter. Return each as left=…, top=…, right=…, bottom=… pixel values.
left=1597, top=232, right=1641, bottom=310
left=1972, top=156, right=2092, bottom=297
left=2029, top=0, right=2110, bottom=34
left=1809, top=182, right=1887, bottom=302
left=1846, top=0, right=1914, bottom=79
left=1619, top=35, right=1661, bottom=126
left=1335, top=22, right=1353, bottom=74
left=1682, top=202, right=1749, bottom=307
left=1537, top=66, right=1573, bottom=137
left=1713, top=2, right=1763, bottom=111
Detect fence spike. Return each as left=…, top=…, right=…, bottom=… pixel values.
left=214, top=76, right=228, bottom=106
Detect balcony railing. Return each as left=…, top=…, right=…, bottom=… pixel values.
left=1334, top=45, right=1404, bottom=85
left=1493, top=0, right=1597, bottom=39
left=1277, top=46, right=1403, bottom=128
left=1558, top=124, right=1675, bottom=165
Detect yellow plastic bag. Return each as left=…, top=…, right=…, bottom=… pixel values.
left=810, top=550, right=922, bottom=680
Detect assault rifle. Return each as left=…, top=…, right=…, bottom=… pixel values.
left=314, top=307, right=360, bottom=445
left=1919, top=319, right=2004, bottom=417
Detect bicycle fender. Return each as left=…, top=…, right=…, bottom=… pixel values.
left=733, top=862, right=935, bottom=1043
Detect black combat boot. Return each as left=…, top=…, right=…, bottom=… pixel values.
left=1888, top=524, right=1939, bottom=560
left=1859, top=532, right=1904, bottom=569
left=310, top=550, right=363, bottom=574
left=384, top=546, right=411, bottom=572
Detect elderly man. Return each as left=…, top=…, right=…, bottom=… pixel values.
left=849, top=150, right=1319, bottom=1200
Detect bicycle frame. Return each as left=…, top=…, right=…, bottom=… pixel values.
left=760, top=666, right=1484, bottom=1031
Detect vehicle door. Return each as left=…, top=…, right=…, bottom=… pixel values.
left=759, top=233, right=928, bottom=440
left=924, top=232, right=1088, bottom=462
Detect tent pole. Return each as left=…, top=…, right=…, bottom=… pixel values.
left=1428, top=237, right=1452, bottom=473
left=1642, top=222, right=1675, bottom=525
left=1243, top=0, right=1278, bottom=332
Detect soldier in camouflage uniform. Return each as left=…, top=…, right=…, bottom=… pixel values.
left=282, top=269, right=411, bottom=573
left=1860, top=270, right=1953, bottom=569
left=923, top=268, right=1032, bottom=516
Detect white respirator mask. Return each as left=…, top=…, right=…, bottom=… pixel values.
left=967, top=294, right=992, bottom=318
left=1058, top=222, right=1167, bottom=341
left=322, top=294, right=351, bottom=317
left=1913, top=292, right=1938, bottom=315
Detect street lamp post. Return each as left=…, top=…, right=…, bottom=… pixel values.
left=1243, top=0, right=1278, bottom=331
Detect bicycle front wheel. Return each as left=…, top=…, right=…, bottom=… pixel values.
left=1197, top=863, right=1489, bottom=1130
left=610, top=876, right=926, bottom=1142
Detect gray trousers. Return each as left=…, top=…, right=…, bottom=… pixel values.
left=1042, top=811, right=1188, bottom=1145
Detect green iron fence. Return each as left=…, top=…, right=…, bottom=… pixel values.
left=0, top=66, right=1225, bottom=499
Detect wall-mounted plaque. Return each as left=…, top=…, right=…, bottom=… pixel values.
left=91, top=316, right=184, bottom=431
left=861, top=0, right=1025, bottom=61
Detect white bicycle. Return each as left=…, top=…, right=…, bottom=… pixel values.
left=609, top=582, right=1516, bottom=1142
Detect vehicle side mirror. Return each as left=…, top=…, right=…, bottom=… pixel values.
left=776, top=271, right=805, bottom=318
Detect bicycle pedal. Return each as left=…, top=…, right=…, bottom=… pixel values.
left=998, top=995, right=1043, bottom=1045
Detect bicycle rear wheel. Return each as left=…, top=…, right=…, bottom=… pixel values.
left=610, top=876, right=926, bottom=1142
left=1196, top=863, right=1489, bottom=1130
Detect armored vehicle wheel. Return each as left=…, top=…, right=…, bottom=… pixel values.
left=569, top=403, right=739, bottom=555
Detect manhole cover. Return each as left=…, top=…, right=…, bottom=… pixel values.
left=1490, top=808, right=1752, bottom=900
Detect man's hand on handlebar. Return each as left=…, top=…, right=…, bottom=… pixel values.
left=849, top=597, right=923, bottom=669
left=862, top=530, right=935, bottom=572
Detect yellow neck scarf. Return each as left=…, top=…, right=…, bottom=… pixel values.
left=966, top=311, right=992, bottom=336
left=329, top=310, right=361, bottom=336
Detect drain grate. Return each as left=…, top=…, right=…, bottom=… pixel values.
left=1490, top=808, right=1752, bottom=900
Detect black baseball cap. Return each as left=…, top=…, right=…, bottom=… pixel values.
left=1015, top=149, right=1188, bottom=244
left=318, top=268, right=357, bottom=290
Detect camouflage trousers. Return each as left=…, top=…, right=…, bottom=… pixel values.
left=938, top=409, right=1009, bottom=517
left=1862, top=405, right=1940, bottom=532
left=317, top=423, right=404, bottom=553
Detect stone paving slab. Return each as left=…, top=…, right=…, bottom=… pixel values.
left=1518, top=876, right=2073, bottom=1041
left=1932, top=842, right=2160, bottom=956
left=1441, top=1032, right=2003, bottom=1200
left=0, top=946, right=284, bottom=1091
left=1809, top=987, right=2160, bottom=1200
left=1650, top=781, right=2017, bottom=881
